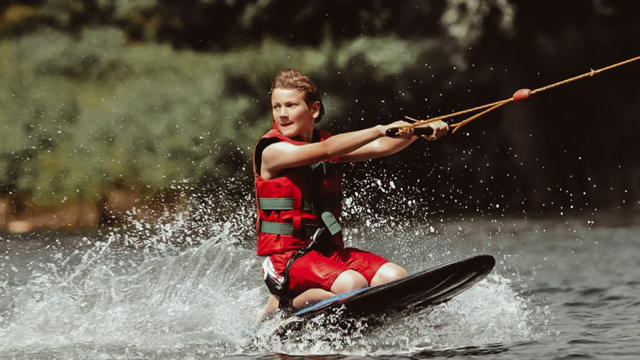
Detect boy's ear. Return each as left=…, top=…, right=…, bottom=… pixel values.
left=311, top=101, right=321, bottom=119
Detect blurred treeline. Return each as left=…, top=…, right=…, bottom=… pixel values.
left=0, top=0, right=638, bottom=228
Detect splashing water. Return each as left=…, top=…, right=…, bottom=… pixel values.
left=246, top=272, right=541, bottom=357
left=0, top=176, right=545, bottom=358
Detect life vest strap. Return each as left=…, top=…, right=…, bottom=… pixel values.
left=258, top=196, right=340, bottom=211
left=259, top=220, right=319, bottom=237
left=309, top=161, right=341, bottom=176
left=258, top=197, right=313, bottom=211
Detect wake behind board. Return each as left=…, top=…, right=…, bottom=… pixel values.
left=292, top=254, right=495, bottom=319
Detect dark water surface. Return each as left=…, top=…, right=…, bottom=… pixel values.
left=1, top=205, right=639, bottom=359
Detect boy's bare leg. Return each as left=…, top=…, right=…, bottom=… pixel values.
left=259, top=268, right=382, bottom=318
left=291, top=288, right=334, bottom=309
left=370, top=263, right=407, bottom=286
left=292, top=269, right=369, bottom=309
left=258, top=289, right=334, bottom=319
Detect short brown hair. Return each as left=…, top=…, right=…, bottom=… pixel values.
left=271, top=69, right=325, bottom=122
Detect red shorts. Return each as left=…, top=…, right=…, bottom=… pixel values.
left=268, top=247, right=388, bottom=295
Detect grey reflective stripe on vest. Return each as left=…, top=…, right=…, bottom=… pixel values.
left=258, top=197, right=313, bottom=211
left=259, top=221, right=319, bottom=236
left=258, top=198, right=294, bottom=210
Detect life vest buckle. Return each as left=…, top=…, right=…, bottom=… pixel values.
left=309, top=227, right=325, bottom=248
left=310, top=161, right=341, bottom=176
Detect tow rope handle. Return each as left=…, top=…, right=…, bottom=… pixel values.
left=386, top=127, right=434, bottom=137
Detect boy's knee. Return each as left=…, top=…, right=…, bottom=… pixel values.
left=371, top=263, right=408, bottom=286
left=331, top=270, right=368, bottom=294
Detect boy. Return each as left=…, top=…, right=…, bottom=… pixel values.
left=254, top=69, right=448, bottom=319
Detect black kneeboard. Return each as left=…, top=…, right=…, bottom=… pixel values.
left=292, top=254, right=495, bottom=318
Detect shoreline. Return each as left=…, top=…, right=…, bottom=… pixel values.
left=0, top=188, right=173, bottom=234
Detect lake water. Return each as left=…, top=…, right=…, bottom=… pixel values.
left=1, top=194, right=639, bottom=359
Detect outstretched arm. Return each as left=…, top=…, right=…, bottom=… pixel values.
left=261, top=121, right=448, bottom=179
left=261, top=123, right=408, bottom=179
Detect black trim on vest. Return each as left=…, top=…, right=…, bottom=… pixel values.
left=254, top=137, right=279, bottom=177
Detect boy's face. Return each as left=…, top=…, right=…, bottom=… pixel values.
left=271, top=88, right=320, bottom=140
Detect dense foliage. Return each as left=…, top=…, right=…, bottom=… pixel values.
left=0, top=0, right=638, bottom=214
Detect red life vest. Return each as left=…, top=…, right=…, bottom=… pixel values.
left=253, top=128, right=344, bottom=256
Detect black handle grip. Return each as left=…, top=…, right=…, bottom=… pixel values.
left=386, top=127, right=434, bottom=137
